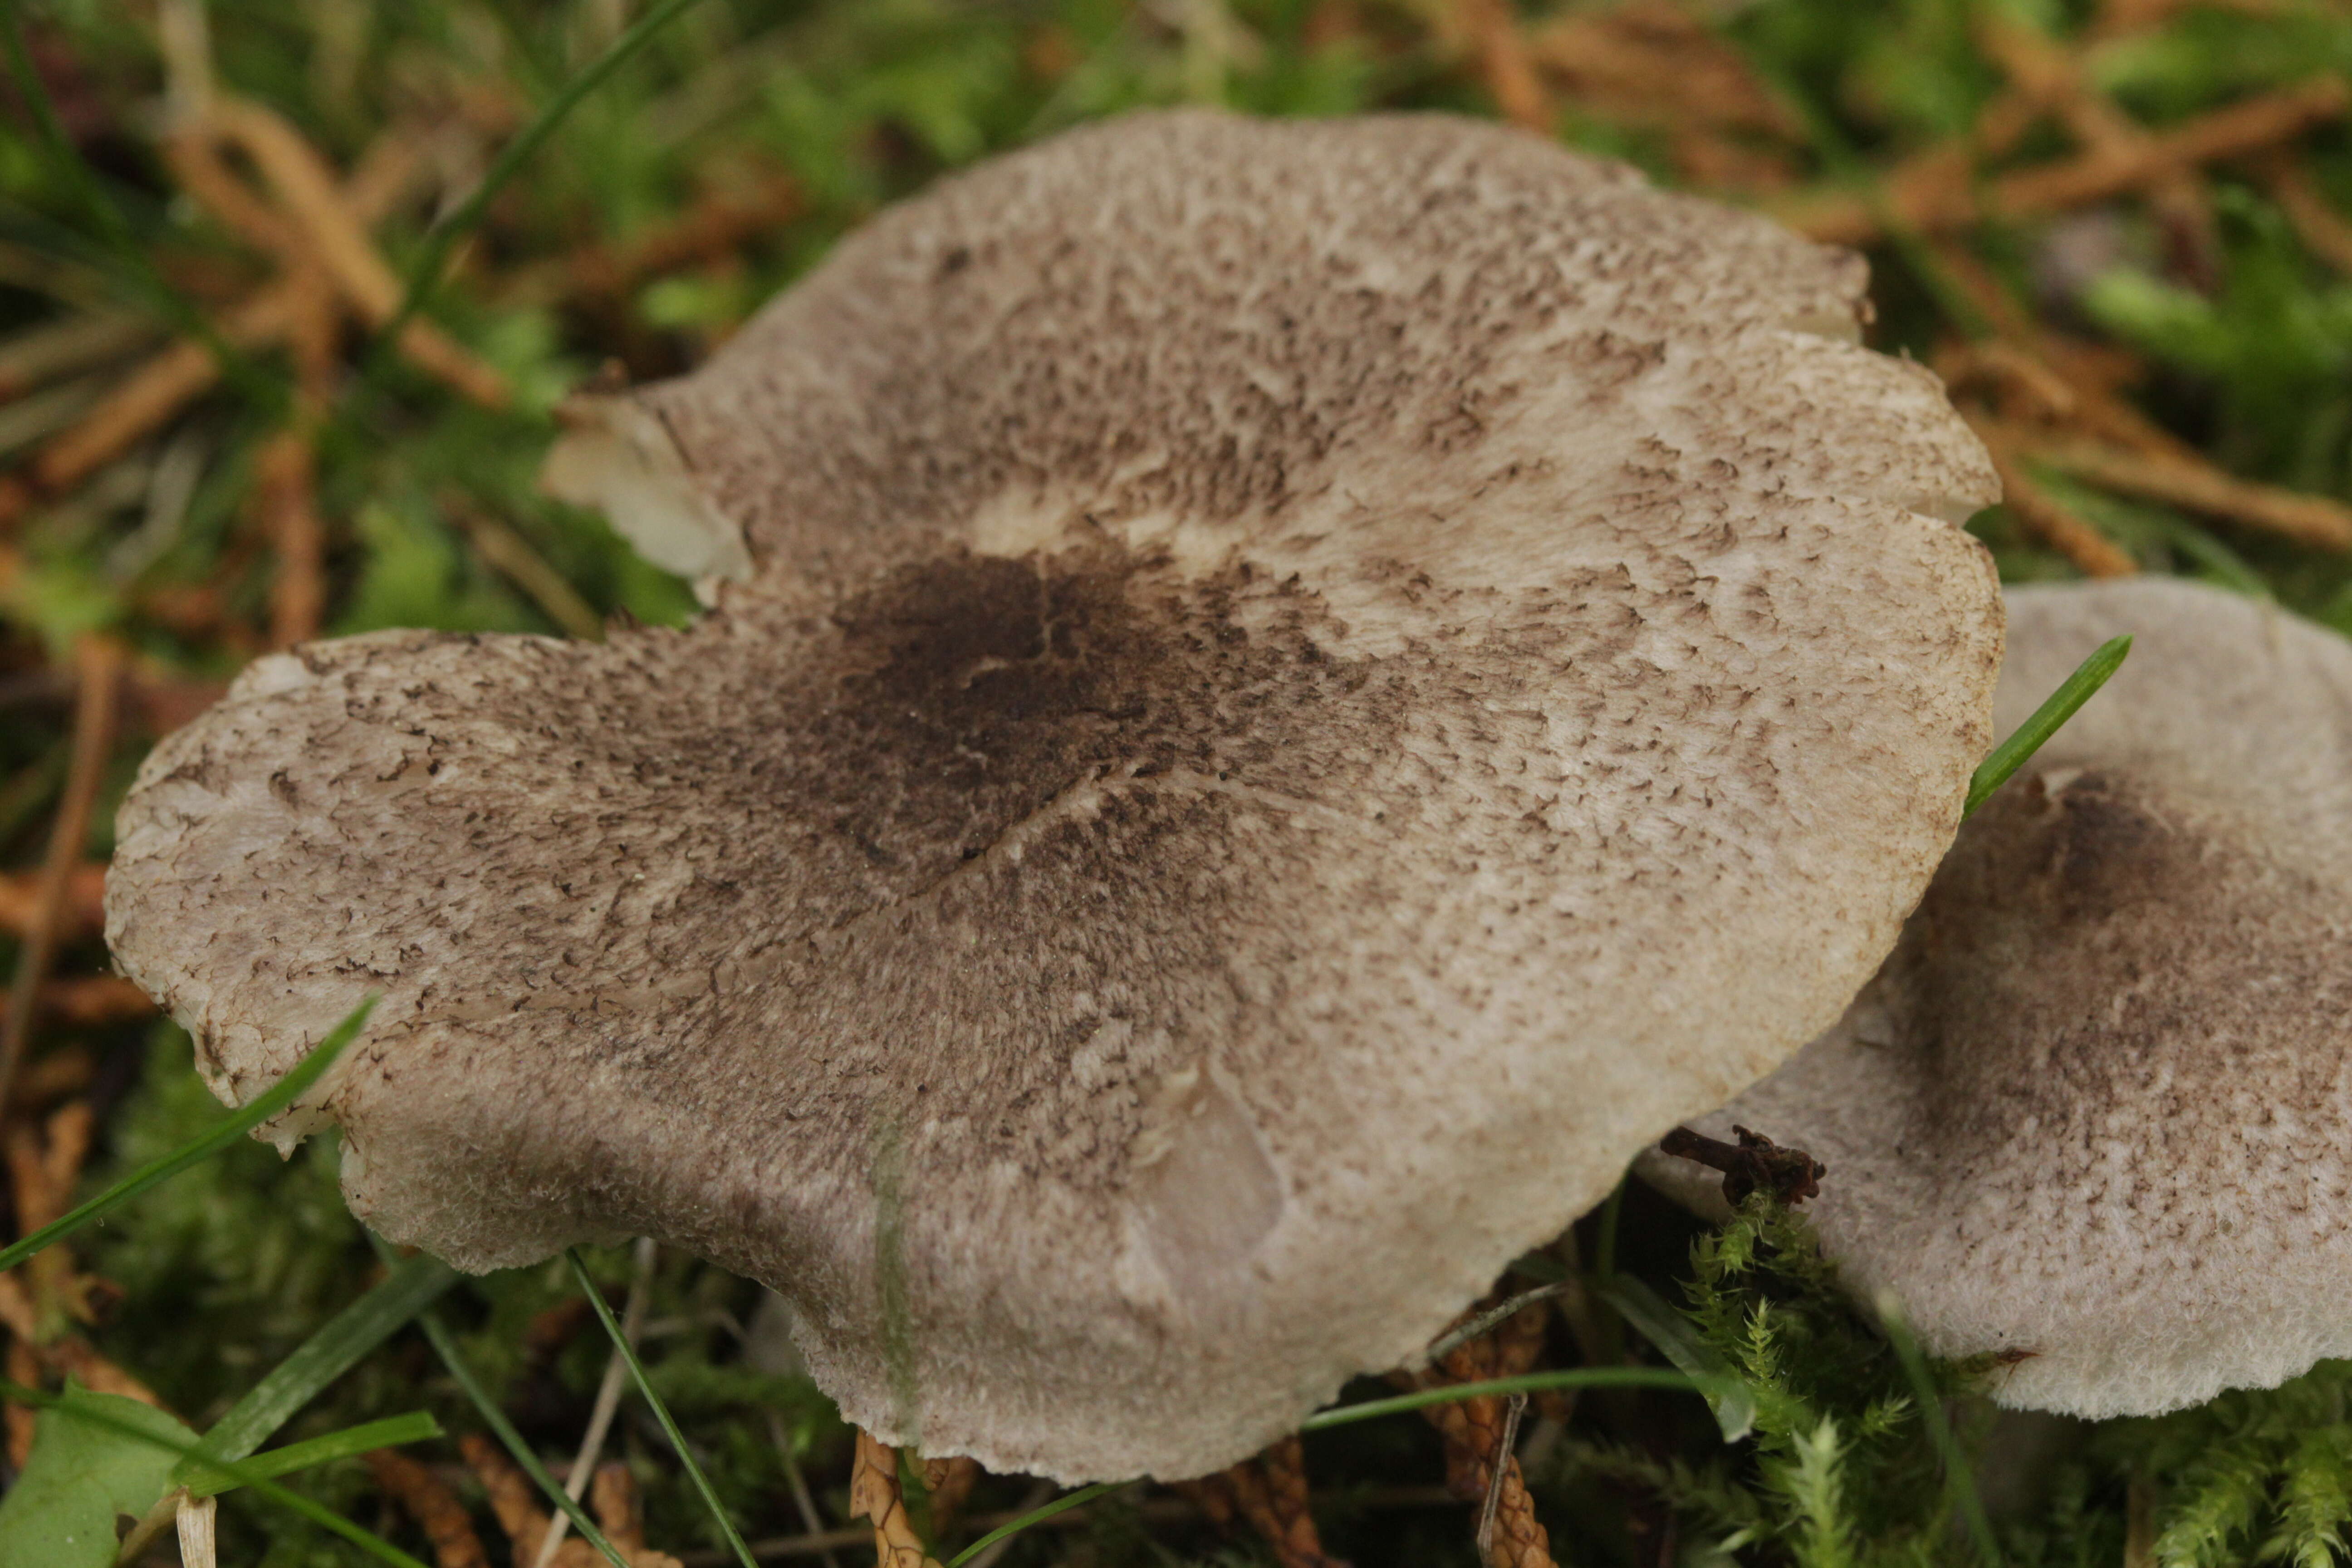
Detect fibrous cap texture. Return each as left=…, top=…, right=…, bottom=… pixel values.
left=1651, top=577, right=2352, bottom=1419
left=107, top=110, right=2002, bottom=1482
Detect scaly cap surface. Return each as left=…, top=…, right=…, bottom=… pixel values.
left=110, top=111, right=2001, bottom=1481
left=1653, top=578, right=2352, bottom=1418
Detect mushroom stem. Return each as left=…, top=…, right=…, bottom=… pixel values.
left=848, top=1430, right=947, bottom=1568
left=916, top=1455, right=980, bottom=1539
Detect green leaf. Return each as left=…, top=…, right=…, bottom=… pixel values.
left=338, top=502, right=533, bottom=636
left=376, top=0, right=720, bottom=349
left=1600, top=1277, right=1759, bottom=1443
left=0, top=1386, right=197, bottom=1568
left=1963, top=635, right=2133, bottom=818
left=1876, top=1292, right=2001, bottom=1568
left=947, top=1482, right=1132, bottom=1568
left=1298, top=1366, right=1705, bottom=1431
left=0, top=999, right=377, bottom=1276
left=185, top=1412, right=443, bottom=1499
left=179, top=1250, right=460, bottom=1476
left=0, top=1377, right=431, bottom=1568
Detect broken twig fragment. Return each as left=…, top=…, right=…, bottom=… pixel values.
left=1657, top=1124, right=1826, bottom=1207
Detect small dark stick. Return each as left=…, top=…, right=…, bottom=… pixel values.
left=1657, top=1124, right=1827, bottom=1206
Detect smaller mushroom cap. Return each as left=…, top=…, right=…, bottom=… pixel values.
left=1647, top=578, right=2352, bottom=1419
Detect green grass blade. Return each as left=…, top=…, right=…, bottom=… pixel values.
left=0, top=1378, right=431, bottom=1568
left=179, top=1250, right=459, bottom=1475
left=1299, top=1366, right=1705, bottom=1431
left=1427, top=1283, right=1574, bottom=1364
left=0, top=998, right=377, bottom=1275
left=1876, top=1293, right=2002, bottom=1568
left=0, top=11, right=280, bottom=405
left=367, top=1232, right=631, bottom=1568
left=185, top=1412, right=442, bottom=1498
left=564, top=1246, right=757, bottom=1568
left=946, top=1482, right=1132, bottom=1568
left=1594, top=1177, right=1627, bottom=1284
left=1600, top=1277, right=1759, bottom=1443
left=1963, top=635, right=2133, bottom=818
left=375, top=0, right=718, bottom=349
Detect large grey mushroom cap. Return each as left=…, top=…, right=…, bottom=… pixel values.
left=1650, top=577, right=2352, bottom=1420
left=107, top=110, right=2001, bottom=1483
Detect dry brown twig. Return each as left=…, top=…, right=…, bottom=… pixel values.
left=533, top=170, right=807, bottom=310
left=459, top=1433, right=684, bottom=1568
left=210, top=98, right=510, bottom=409
left=0, top=111, right=469, bottom=539
left=1934, top=317, right=2352, bottom=559
left=0, top=1100, right=168, bottom=1472
left=1779, top=75, right=2347, bottom=246
left=447, top=495, right=607, bottom=641
left=1999, top=75, right=2342, bottom=218
left=1529, top=1, right=1791, bottom=137
left=169, top=99, right=439, bottom=650
left=1939, top=327, right=2198, bottom=467
left=2256, top=153, right=2352, bottom=276
left=1656, top=1124, right=1827, bottom=1207
left=2090, top=0, right=2283, bottom=44
left=162, top=126, right=309, bottom=263
left=1176, top=1434, right=1351, bottom=1568
left=0, top=314, right=155, bottom=404
left=1430, top=0, right=1550, bottom=135
left=254, top=419, right=327, bottom=648
left=1912, top=220, right=2294, bottom=570
left=2, top=1337, right=35, bottom=1467
left=1, top=97, right=462, bottom=645
left=0, top=636, right=124, bottom=1113
left=1395, top=1295, right=1557, bottom=1568
left=592, top=1465, right=675, bottom=1563
left=366, top=1450, right=491, bottom=1568
left=5, top=1049, right=93, bottom=1118
left=1982, top=419, right=2352, bottom=552
left=1983, top=438, right=2141, bottom=577
left=15, top=975, right=154, bottom=1029
left=1524, top=1, right=1797, bottom=191
left=0, top=142, right=392, bottom=532
left=1975, top=10, right=2219, bottom=286
left=4, top=1106, right=88, bottom=1347
left=0, top=862, right=104, bottom=944
left=9, top=277, right=306, bottom=514
left=249, top=257, right=338, bottom=649
left=462, top=1433, right=552, bottom=1558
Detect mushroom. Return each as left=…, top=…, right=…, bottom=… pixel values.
left=105, top=109, right=2003, bottom=1482
left=1647, top=576, right=2352, bottom=1419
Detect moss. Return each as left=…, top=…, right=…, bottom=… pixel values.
left=19, top=0, right=2352, bottom=1561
